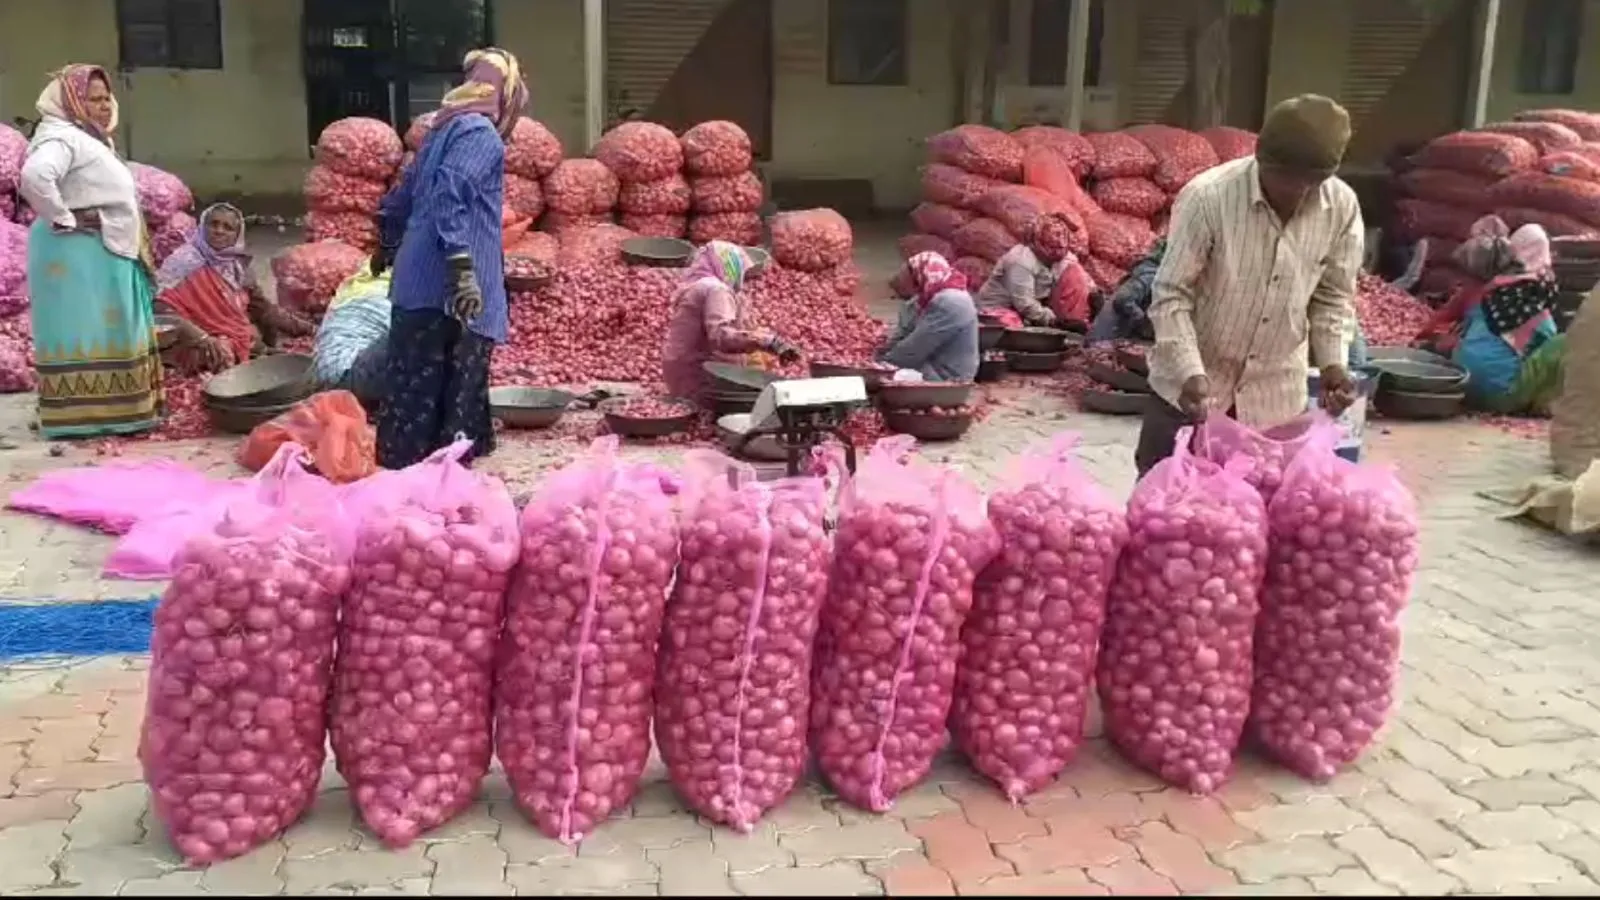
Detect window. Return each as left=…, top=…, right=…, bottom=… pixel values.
left=1028, top=0, right=1104, bottom=87
left=828, top=0, right=908, bottom=86
left=116, top=0, right=223, bottom=70
left=1516, top=0, right=1581, bottom=95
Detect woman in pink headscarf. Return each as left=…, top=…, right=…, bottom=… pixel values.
left=661, top=240, right=800, bottom=404
left=878, top=251, right=980, bottom=382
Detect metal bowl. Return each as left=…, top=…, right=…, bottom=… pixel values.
left=1371, top=359, right=1469, bottom=394
left=1004, top=350, right=1067, bottom=373
left=489, top=386, right=574, bottom=430
left=600, top=397, right=698, bottom=438
left=1081, top=387, right=1151, bottom=416
left=707, top=390, right=760, bottom=418
left=205, top=399, right=298, bottom=435
left=1553, top=235, right=1600, bottom=261
left=875, top=381, right=974, bottom=410
left=979, top=325, right=1006, bottom=351
left=1087, top=362, right=1150, bottom=394
left=203, top=353, right=315, bottom=406
left=154, top=315, right=182, bottom=351
left=976, top=358, right=1008, bottom=382
left=703, top=361, right=781, bottom=393
left=1115, top=345, right=1150, bottom=375
left=1000, top=327, right=1074, bottom=354
left=1375, top=387, right=1466, bottom=421
left=881, top=408, right=974, bottom=441
left=1364, top=346, right=1452, bottom=369
left=621, top=237, right=694, bottom=268
left=716, top=413, right=788, bottom=461
left=1555, top=260, right=1600, bottom=293
left=810, top=361, right=893, bottom=392
left=745, top=246, right=773, bottom=278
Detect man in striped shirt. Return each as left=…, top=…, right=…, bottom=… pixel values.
left=1137, top=94, right=1364, bottom=476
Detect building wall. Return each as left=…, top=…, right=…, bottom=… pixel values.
left=1483, top=0, right=1600, bottom=124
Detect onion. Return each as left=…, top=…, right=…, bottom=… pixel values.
left=1195, top=414, right=1340, bottom=505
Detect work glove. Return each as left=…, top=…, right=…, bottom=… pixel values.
left=769, top=337, right=802, bottom=364
left=370, top=243, right=396, bottom=278
left=448, top=255, right=484, bottom=323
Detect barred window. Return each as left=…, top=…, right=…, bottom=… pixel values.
left=117, top=0, right=223, bottom=70
left=828, top=0, right=908, bottom=86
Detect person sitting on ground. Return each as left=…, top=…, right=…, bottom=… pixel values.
left=662, top=240, right=801, bottom=404
left=1087, top=238, right=1168, bottom=344
left=878, top=251, right=980, bottom=383
left=1415, top=215, right=1564, bottom=416
left=311, top=263, right=392, bottom=413
left=975, top=212, right=1093, bottom=329
left=154, top=202, right=312, bottom=374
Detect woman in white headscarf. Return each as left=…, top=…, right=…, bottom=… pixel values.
left=19, top=63, right=163, bottom=438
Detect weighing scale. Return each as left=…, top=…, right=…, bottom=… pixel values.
left=730, top=377, right=869, bottom=477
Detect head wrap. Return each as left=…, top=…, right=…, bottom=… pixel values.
left=434, top=47, right=529, bottom=136
left=1027, top=212, right=1078, bottom=265
left=684, top=240, right=751, bottom=292
left=904, top=251, right=966, bottom=309
left=155, top=203, right=251, bottom=293
left=36, top=64, right=117, bottom=145
left=1454, top=215, right=1551, bottom=280
left=1256, top=94, right=1351, bottom=176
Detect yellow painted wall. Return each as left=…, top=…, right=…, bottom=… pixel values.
left=494, top=0, right=587, bottom=154
left=1483, top=0, right=1600, bottom=123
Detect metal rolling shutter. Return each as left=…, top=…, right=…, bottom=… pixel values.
left=606, top=0, right=732, bottom=125
left=1128, top=1, right=1190, bottom=125
left=1341, top=0, right=1456, bottom=126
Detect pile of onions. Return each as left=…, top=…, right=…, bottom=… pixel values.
left=810, top=438, right=999, bottom=811
left=140, top=446, right=350, bottom=865
left=129, top=162, right=196, bottom=226
left=329, top=441, right=520, bottom=847
left=1248, top=451, right=1419, bottom=782
left=952, top=436, right=1128, bottom=800
left=656, top=454, right=831, bottom=831
left=495, top=437, right=679, bottom=843
left=1096, top=429, right=1267, bottom=794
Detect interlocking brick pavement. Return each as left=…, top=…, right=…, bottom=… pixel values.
left=1, top=372, right=1598, bottom=894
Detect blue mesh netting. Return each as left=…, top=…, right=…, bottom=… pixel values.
left=0, top=598, right=158, bottom=661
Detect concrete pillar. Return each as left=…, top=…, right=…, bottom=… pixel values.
left=1064, top=0, right=1093, bottom=130
left=1466, top=0, right=1501, bottom=127
left=583, top=0, right=604, bottom=149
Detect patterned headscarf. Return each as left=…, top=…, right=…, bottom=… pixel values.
left=684, top=240, right=751, bottom=292
left=1454, top=215, right=1552, bottom=281
left=904, top=251, right=967, bottom=309
left=35, top=64, right=117, bottom=146
left=433, top=48, right=529, bottom=137
left=154, top=203, right=252, bottom=293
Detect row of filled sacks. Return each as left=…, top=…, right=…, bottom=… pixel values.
left=140, top=414, right=1416, bottom=866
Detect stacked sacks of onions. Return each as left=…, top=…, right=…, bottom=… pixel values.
left=271, top=240, right=369, bottom=319
left=951, top=435, right=1128, bottom=800
left=542, top=159, right=620, bottom=234
left=305, top=118, right=404, bottom=252
left=597, top=121, right=690, bottom=239
left=329, top=441, right=520, bottom=847
left=655, top=453, right=831, bottom=832
left=1096, top=428, right=1268, bottom=794
left=495, top=437, right=679, bottom=843
left=770, top=208, right=859, bottom=296
left=1, top=123, right=26, bottom=222
left=811, top=437, right=1000, bottom=811
left=1248, top=445, right=1419, bottom=782
left=129, top=163, right=197, bottom=266
left=682, top=121, right=764, bottom=245
left=912, top=125, right=1024, bottom=285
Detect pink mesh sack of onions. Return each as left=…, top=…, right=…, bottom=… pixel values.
left=898, top=233, right=953, bottom=262
left=909, top=202, right=975, bottom=239
left=1126, top=124, right=1219, bottom=194
left=1195, top=412, right=1341, bottom=506
left=811, top=437, right=1000, bottom=812
left=655, top=453, right=832, bottom=831
left=0, top=123, right=26, bottom=190
left=927, top=125, right=1025, bottom=182
left=272, top=240, right=369, bottom=316
left=1096, top=427, right=1268, bottom=794
left=543, top=159, right=621, bottom=215
left=1248, top=447, right=1419, bottom=782
left=1515, top=108, right=1600, bottom=141
left=1011, top=126, right=1095, bottom=179
left=140, top=444, right=352, bottom=866
left=496, top=436, right=679, bottom=844
left=1488, top=172, right=1600, bottom=228
left=153, top=212, right=198, bottom=267
left=1410, top=131, right=1538, bottom=178
left=622, top=174, right=693, bottom=215
left=1091, top=178, right=1168, bottom=220
left=689, top=212, right=762, bottom=245
left=620, top=213, right=686, bottom=238
left=594, top=121, right=684, bottom=183
left=329, top=440, right=520, bottom=848
left=1480, top=120, right=1583, bottom=156
left=770, top=208, right=852, bottom=272
left=1087, top=131, right=1157, bottom=179
left=306, top=211, right=380, bottom=255
left=304, top=166, right=388, bottom=216
left=952, top=218, right=1019, bottom=263
left=315, top=117, right=403, bottom=182
left=691, top=172, right=765, bottom=214
left=129, top=162, right=194, bottom=226
left=681, top=120, right=754, bottom=177
left=921, top=164, right=1005, bottom=210
left=952, top=435, right=1128, bottom=801
left=506, top=117, right=566, bottom=180
left=1199, top=127, right=1257, bottom=162
left=1, top=220, right=28, bottom=308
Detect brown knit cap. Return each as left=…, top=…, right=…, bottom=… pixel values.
left=1256, top=94, right=1352, bottom=175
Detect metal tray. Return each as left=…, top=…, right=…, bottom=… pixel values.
left=1115, top=345, right=1150, bottom=375
left=488, top=387, right=582, bottom=430
left=600, top=397, right=698, bottom=438
left=205, top=399, right=298, bottom=435
left=1000, top=327, right=1074, bottom=354
left=810, top=361, right=893, bottom=391
left=621, top=237, right=694, bottom=268
left=1371, top=359, right=1469, bottom=394
left=875, top=381, right=974, bottom=410
left=881, top=408, right=974, bottom=442
left=745, top=246, right=773, bottom=278
left=976, top=358, right=1007, bottom=382
left=979, top=325, right=1006, bottom=351
left=1374, top=387, right=1466, bottom=421
left=703, top=361, right=781, bottom=393
left=1364, top=346, right=1452, bottom=369
left=1005, top=350, right=1066, bottom=373
left=1081, top=388, right=1150, bottom=416
left=203, top=353, right=315, bottom=406
left=1087, top=362, right=1150, bottom=394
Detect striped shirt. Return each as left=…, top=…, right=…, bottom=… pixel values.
left=1148, top=157, right=1364, bottom=428
left=379, top=114, right=509, bottom=343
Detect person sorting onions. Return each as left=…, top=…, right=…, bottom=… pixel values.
left=153, top=203, right=313, bottom=375
left=877, top=251, right=980, bottom=383
left=312, top=264, right=392, bottom=413
left=19, top=64, right=164, bottom=439
left=975, top=212, right=1093, bottom=329
left=661, top=240, right=801, bottom=404
left=1414, top=215, right=1563, bottom=416
left=369, top=47, right=528, bottom=469
left=1140, top=93, right=1363, bottom=477
left=1087, top=238, right=1167, bottom=344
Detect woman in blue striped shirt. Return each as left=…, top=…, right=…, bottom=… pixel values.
left=370, top=48, right=529, bottom=469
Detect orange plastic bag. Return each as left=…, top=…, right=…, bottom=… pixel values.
left=1023, top=146, right=1100, bottom=218
left=239, top=390, right=377, bottom=484
left=502, top=206, right=534, bottom=249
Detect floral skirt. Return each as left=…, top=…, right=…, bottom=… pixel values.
left=375, top=306, right=495, bottom=470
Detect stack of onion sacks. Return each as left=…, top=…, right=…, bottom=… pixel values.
left=306, top=117, right=404, bottom=252
left=682, top=121, right=763, bottom=245
left=952, top=434, right=1128, bottom=801
left=811, top=437, right=1000, bottom=811
left=495, top=437, right=680, bottom=844
left=655, top=452, right=832, bottom=831
left=1248, top=447, right=1419, bottom=782
left=598, top=121, right=691, bottom=238
left=140, top=444, right=352, bottom=865
left=1096, top=427, right=1268, bottom=794
left=329, top=440, right=520, bottom=847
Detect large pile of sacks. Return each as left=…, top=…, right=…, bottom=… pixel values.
left=901, top=123, right=1256, bottom=292
left=1392, top=108, right=1600, bottom=298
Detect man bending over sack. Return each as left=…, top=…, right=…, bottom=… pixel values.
left=1138, top=93, right=1363, bottom=477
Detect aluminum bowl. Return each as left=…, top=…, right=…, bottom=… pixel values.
left=1371, top=359, right=1469, bottom=394
left=1081, top=388, right=1150, bottom=416
left=1004, top=350, right=1067, bottom=373
left=881, top=408, right=974, bottom=441
left=600, top=397, right=698, bottom=438
left=1087, top=362, right=1150, bottom=394
left=489, top=387, right=574, bottom=430
left=875, top=381, right=974, bottom=410
left=1000, top=327, right=1075, bottom=354
left=203, top=353, right=315, bottom=406
left=621, top=237, right=694, bottom=268
left=1374, top=387, right=1466, bottom=421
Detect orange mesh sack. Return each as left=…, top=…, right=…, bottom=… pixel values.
left=239, top=390, right=377, bottom=484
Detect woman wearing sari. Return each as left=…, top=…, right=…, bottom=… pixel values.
left=18, top=64, right=163, bottom=438
left=370, top=48, right=528, bottom=469
left=660, top=241, right=801, bottom=404
left=154, top=203, right=313, bottom=374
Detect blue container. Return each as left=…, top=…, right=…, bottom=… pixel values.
left=1306, top=366, right=1379, bottom=462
